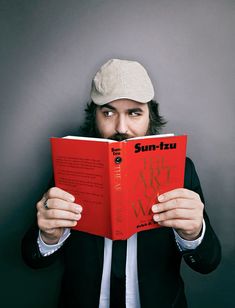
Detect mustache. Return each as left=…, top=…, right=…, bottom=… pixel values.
left=108, top=133, right=131, bottom=141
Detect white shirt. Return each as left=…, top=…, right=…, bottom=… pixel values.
left=38, top=221, right=205, bottom=308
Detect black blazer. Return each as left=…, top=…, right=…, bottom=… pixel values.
left=22, top=158, right=221, bottom=308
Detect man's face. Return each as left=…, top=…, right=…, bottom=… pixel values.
left=95, top=99, right=150, bottom=140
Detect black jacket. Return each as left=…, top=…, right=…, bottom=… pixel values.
left=22, top=158, right=221, bottom=308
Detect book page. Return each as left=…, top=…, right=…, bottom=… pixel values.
left=51, top=138, right=113, bottom=238
left=63, top=136, right=115, bottom=142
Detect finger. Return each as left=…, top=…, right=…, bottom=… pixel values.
left=153, top=207, right=198, bottom=223
left=158, top=188, right=201, bottom=203
left=155, top=219, right=192, bottom=230
left=38, top=198, right=83, bottom=214
left=45, top=187, right=75, bottom=203
left=39, top=218, right=79, bottom=231
left=152, top=198, right=203, bottom=213
left=42, top=208, right=82, bottom=221
left=155, top=218, right=203, bottom=235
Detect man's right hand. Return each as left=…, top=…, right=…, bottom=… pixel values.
left=36, top=187, right=82, bottom=245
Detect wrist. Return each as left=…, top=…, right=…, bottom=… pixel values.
left=177, top=225, right=203, bottom=241
left=40, top=230, right=63, bottom=245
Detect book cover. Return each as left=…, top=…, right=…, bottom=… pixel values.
left=50, top=134, right=187, bottom=240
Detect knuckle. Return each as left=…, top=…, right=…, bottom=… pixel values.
left=47, top=220, right=55, bottom=229
left=200, top=201, right=204, bottom=210
left=47, top=188, right=53, bottom=198
left=47, top=187, right=58, bottom=197
left=65, top=203, right=73, bottom=213
left=53, top=220, right=62, bottom=228
left=36, top=201, right=42, bottom=210
left=37, top=218, right=45, bottom=230
left=192, top=192, right=202, bottom=202
left=51, top=199, right=59, bottom=208
left=195, top=192, right=201, bottom=200
left=195, top=200, right=204, bottom=213
left=71, top=204, right=79, bottom=213
left=198, top=206, right=204, bottom=216
left=190, top=221, right=198, bottom=232
left=50, top=209, right=57, bottom=218
left=69, top=212, right=75, bottom=220
left=174, top=198, right=180, bottom=207
left=37, top=211, right=45, bottom=224
left=50, top=199, right=60, bottom=209
left=172, top=208, right=180, bottom=218
left=68, top=203, right=74, bottom=210
left=48, top=209, right=56, bottom=218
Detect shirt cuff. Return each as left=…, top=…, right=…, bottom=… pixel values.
left=37, top=228, right=71, bottom=257
left=173, top=219, right=206, bottom=251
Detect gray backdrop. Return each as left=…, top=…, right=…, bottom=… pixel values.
left=0, top=0, right=234, bottom=307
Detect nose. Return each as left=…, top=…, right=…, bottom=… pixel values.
left=115, top=115, right=128, bottom=134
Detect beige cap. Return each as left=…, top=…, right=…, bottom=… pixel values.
left=91, top=59, right=154, bottom=105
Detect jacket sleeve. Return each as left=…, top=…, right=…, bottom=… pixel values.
left=21, top=177, right=65, bottom=269
left=182, top=157, right=222, bottom=273
left=21, top=221, right=64, bottom=269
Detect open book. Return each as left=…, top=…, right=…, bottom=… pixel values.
left=50, top=134, right=187, bottom=240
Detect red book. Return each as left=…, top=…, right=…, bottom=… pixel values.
left=50, top=134, right=187, bottom=240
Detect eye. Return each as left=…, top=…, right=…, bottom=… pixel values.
left=129, top=111, right=142, bottom=117
left=103, top=110, right=114, bottom=117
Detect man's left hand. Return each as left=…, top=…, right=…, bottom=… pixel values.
left=152, top=188, right=204, bottom=241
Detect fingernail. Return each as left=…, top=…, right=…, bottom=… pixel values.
left=152, top=205, right=158, bottom=212
left=153, top=215, right=160, bottom=222
left=158, top=195, right=165, bottom=202
left=75, top=205, right=82, bottom=213
left=68, top=195, right=75, bottom=202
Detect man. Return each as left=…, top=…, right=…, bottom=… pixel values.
left=22, top=59, right=221, bottom=308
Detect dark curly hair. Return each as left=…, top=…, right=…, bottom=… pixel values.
left=78, top=100, right=167, bottom=137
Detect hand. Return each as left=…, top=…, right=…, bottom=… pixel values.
left=152, top=188, right=204, bottom=240
left=36, top=187, right=82, bottom=244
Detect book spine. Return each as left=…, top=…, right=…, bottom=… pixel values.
left=108, top=142, right=127, bottom=240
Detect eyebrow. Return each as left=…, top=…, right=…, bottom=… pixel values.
left=127, top=108, right=144, bottom=113
left=99, top=104, right=144, bottom=113
left=99, top=104, right=116, bottom=110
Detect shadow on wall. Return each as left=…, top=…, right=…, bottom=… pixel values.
left=1, top=123, right=83, bottom=307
